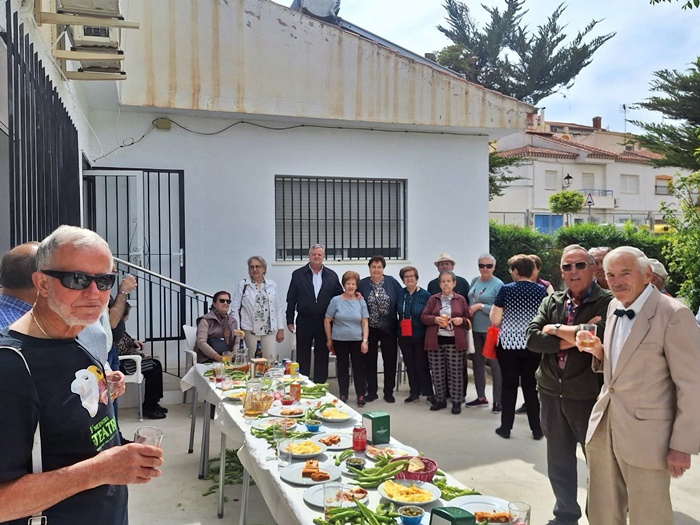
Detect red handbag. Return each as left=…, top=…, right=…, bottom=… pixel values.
left=483, top=325, right=500, bottom=360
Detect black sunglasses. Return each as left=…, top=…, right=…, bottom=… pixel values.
left=561, top=261, right=588, bottom=272
left=218, top=298, right=232, bottom=304
left=478, top=263, right=494, bottom=269
left=42, top=270, right=117, bottom=291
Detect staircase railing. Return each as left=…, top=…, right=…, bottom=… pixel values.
left=113, top=257, right=213, bottom=377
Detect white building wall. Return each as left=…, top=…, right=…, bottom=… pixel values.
left=89, top=110, right=491, bottom=304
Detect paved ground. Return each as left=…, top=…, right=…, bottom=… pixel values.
left=120, top=373, right=700, bottom=525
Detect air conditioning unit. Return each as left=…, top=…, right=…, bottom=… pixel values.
left=69, top=25, right=119, bottom=48
left=614, top=198, right=620, bottom=208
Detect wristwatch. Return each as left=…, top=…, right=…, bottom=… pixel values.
left=552, top=323, right=562, bottom=335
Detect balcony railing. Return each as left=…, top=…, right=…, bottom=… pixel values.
left=579, top=188, right=613, bottom=197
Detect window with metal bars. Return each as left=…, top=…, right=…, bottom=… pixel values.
left=275, top=176, right=407, bottom=261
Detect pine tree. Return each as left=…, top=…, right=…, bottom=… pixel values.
left=436, top=0, right=615, bottom=105
left=631, top=58, right=700, bottom=171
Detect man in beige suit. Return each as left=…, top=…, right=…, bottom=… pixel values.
left=576, top=246, right=700, bottom=525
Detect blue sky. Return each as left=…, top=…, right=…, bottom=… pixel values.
left=271, top=0, right=700, bottom=133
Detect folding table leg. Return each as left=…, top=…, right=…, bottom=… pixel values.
left=217, top=432, right=226, bottom=518
left=188, top=389, right=198, bottom=454
left=239, top=468, right=250, bottom=525
left=198, top=401, right=211, bottom=479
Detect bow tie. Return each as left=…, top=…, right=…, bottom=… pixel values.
left=614, top=308, right=635, bottom=319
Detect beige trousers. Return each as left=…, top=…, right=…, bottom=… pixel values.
left=586, top=410, right=672, bottom=525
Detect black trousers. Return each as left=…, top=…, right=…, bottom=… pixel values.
left=496, top=346, right=541, bottom=432
left=296, top=324, right=330, bottom=383
left=332, top=340, right=366, bottom=399
left=398, top=336, right=433, bottom=396
left=364, top=327, right=398, bottom=397
left=120, top=357, right=164, bottom=409
left=540, top=392, right=596, bottom=525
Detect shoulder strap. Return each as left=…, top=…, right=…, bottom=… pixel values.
left=0, top=346, right=46, bottom=524
left=239, top=283, right=249, bottom=320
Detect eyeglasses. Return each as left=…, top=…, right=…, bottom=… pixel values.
left=248, top=265, right=262, bottom=269
left=561, top=261, right=588, bottom=272
left=42, top=270, right=117, bottom=291
left=217, top=298, right=232, bottom=304
left=478, top=264, right=494, bottom=269
left=403, top=274, right=416, bottom=279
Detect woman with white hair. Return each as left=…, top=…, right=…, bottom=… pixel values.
left=231, top=255, right=285, bottom=361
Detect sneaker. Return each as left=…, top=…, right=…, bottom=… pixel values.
left=425, top=395, right=436, bottom=405
left=404, top=394, right=420, bottom=404
left=515, top=403, right=527, bottom=415
left=384, top=394, right=396, bottom=403
left=357, top=396, right=366, bottom=407
left=429, top=400, right=447, bottom=411
left=365, top=393, right=379, bottom=402
left=495, top=427, right=511, bottom=439
left=451, top=402, right=462, bottom=415
left=492, top=402, right=502, bottom=413
left=339, top=394, right=348, bottom=402
left=465, top=398, right=489, bottom=408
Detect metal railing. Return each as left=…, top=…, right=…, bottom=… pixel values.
left=114, top=257, right=213, bottom=378
left=579, top=188, right=613, bottom=197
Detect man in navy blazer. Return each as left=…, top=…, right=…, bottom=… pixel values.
left=286, top=244, right=342, bottom=383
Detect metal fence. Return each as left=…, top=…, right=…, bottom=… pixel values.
left=6, top=7, right=80, bottom=244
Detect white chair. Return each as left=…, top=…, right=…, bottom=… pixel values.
left=118, top=354, right=144, bottom=421
left=182, top=325, right=199, bottom=454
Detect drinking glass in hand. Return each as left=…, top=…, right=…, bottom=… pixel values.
left=578, top=324, right=598, bottom=349
left=134, top=426, right=164, bottom=447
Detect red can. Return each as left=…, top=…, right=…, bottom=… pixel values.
left=352, top=424, right=367, bottom=452
left=284, top=361, right=291, bottom=375
left=289, top=382, right=301, bottom=402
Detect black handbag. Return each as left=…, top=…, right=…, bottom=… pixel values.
left=207, top=337, right=230, bottom=355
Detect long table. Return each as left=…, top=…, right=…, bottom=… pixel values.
left=182, top=364, right=471, bottom=525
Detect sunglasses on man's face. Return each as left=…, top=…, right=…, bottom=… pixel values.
left=218, top=298, right=232, bottom=304
left=478, top=263, right=494, bottom=269
left=561, top=261, right=588, bottom=272
left=42, top=270, right=117, bottom=291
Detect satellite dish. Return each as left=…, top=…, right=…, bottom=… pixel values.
left=296, top=0, right=340, bottom=19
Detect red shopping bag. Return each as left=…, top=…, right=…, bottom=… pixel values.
left=483, top=325, right=500, bottom=360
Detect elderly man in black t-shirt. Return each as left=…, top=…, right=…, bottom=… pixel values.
left=0, top=225, right=163, bottom=525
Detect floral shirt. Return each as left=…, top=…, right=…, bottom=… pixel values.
left=253, top=282, right=272, bottom=335
left=366, top=278, right=391, bottom=328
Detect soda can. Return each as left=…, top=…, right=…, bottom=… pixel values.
left=289, top=361, right=299, bottom=378
left=289, top=382, right=301, bottom=402
left=352, top=424, right=367, bottom=452
left=284, top=361, right=291, bottom=375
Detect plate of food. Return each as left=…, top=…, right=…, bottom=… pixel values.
left=377, top=479, right=441, bottom=506
left=449, top=495, right=510, bottom=523
left=339, top=456, right=367, bottom=477
left=251, top=417, right=298, bottom=431
left=279, top=460, right=341, bottom=486
left=303, top=484, right=369, bottom=508
left=316, top=406, right=354, bottom=423
left=268, top=405, right=306, bottom=418
left=365, top=443, right=419, bottom=460
left=282, top=439, right=328, bottom=459
left=224, top=389, right=247, bottom=401
left=312, top=433, right=353, bottom=450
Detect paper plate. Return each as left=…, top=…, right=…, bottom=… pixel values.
left=279, top=462, right=341, bottom=486
left=377, top=479, right=441, bottom=506
left=312, top=433, right=353, bottom=451
left=449, top=494, right=509, bottom=515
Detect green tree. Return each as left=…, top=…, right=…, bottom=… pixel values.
left=631, top=58, right=700, bottom=171
left=661, top=170, right=700, bottom=310
left=649, top=0, right=699, bottom=9
left=549, top=190, right=584, bottom=226
left=436, top=0, right=615, bottom=105
left=488, top=150, right=528, bottom=200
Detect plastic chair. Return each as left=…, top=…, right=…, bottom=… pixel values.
left=182, top=325, right=199, bottom=454
left=118, top=354, right=144, bottom=421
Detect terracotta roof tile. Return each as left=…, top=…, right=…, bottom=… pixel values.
left=497, top=145, right=578, bottom=160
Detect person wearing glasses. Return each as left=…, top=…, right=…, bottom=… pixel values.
left=466, top=254, right=503, bottom=412
left=0, top=225, right=163, bottom=524
left=196, top=291, right=240, bottom=363
left=489, top=255, right=546, bottom=439
left=526, top=244, right=612, bottom=525
left=231, top=256, right=285, bottom=361
left=396, top=266, right=433, bottom=404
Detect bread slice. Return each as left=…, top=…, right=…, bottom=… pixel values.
left=310, top=470, right=330, bottom=482
left=302, top=459, right=319, bottom=478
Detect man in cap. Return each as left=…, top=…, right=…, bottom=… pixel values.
left=648, top=258, right=672, bottom=297
left=0, top=225, right=163, bottom=524
left=0, top=242, right=39, bottom=328
left=578, top=246, right=700, bottom=525
left=427, top=253, right=470, bottom=297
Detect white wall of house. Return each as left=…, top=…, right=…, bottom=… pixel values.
left=89, top=110, right=491, bottom=307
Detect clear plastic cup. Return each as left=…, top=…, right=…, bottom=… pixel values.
left=508, top=501, right=531, bottom=525
left=134, top=426, right=164, bottom=447
left=277, top=438, right=292, bottom=468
